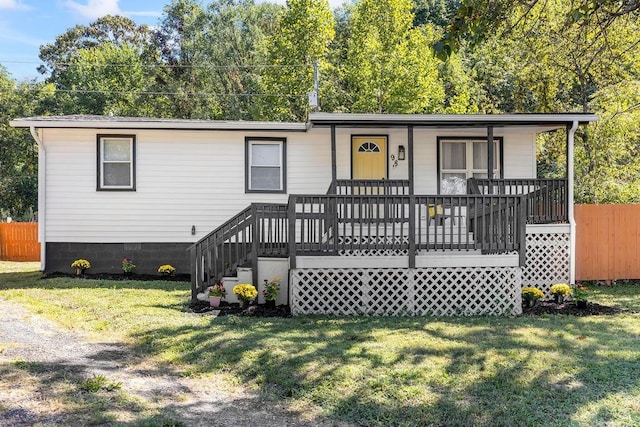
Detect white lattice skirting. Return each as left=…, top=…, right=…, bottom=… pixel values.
left=290, top=267, right=523, bottom=316
left=522, top=230, right=570, bottom=296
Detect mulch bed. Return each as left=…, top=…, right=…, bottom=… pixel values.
left=522, top=300, right=631, bottom=316
left=43, top=271, right=191, bottom=282
left=41, top=273, right=631, bottom=318
left=190, top=300, right=292, bottom=317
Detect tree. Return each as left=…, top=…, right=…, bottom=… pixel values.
left=38, top=15, right=156, bottom=81
left=575, top=81, right=640, bottom=203
left=412, top=0, right=459, bottom=28
left=153, top=0, right=213, bottom=118
left=481, top=1, right=640, bottom=202
left=194, top=0, right=282, bottom=120
left=435, top=0, right=640, bottom=59
left=58, top=43, right=153, bottom=116
left=0, top=67, right=55, bottom=219
left=263, top=0, right=335, bottom=121
left=343, top=0, right=445, bottom=113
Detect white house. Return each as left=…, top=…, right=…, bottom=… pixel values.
left=11, top=112, right=598, bottom=316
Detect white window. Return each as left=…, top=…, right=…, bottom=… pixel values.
left=98, top=135, right=135, bottom=190
left=440, top=139, right=500, bottom=194
left=246, top=138, right=286, bottom=193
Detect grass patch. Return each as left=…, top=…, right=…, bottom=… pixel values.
left=78, top=374, right=122, bottom=393
left=2, top=262, right=640, bottom=426
left=2, top=358, right=155, bottom=425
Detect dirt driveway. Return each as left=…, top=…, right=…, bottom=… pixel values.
left=0, top=297, right=340, bottom=426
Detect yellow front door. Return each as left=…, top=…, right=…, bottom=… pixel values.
left=352, top=136, right=387, bottom=180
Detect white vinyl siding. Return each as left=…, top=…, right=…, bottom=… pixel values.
left=43, top=128, right=330, bottom=243
left=98, top=136, right=134, bottom=190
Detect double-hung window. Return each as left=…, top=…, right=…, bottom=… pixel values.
left=97, top=135, right=135, bottom=190
left=246, top=138, right=286, bottom=193
left=439, top=138, right=502, bottom=194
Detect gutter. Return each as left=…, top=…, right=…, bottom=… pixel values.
left=29, top=126, right=46, bottom=272
left=567, top=120, right=579, bottom=284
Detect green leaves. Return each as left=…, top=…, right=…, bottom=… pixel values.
left=263, top=0, right=335, bottom=120
left=342, top=0, right=446, bottom=113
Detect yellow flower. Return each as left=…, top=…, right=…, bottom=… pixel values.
left=233, top=284, right=258, bottom=301
left=158, top=264, right=176, bottom=275
left=522, top=286, right=544, bottom=301
left=550, top=283, right=571, bottom=297
left=71, top=259, right=91, bottom=269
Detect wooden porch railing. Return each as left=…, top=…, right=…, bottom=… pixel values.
left=468, top=178, right=568, bottom=224
left=288, top=194, right=527, bottom=268
left=333, top=179, right=410, bottom=195
left=189, top=179, right=539, bottom=301
left=188, top=203, right=288, bottom=299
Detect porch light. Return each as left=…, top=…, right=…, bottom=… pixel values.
left=398, top=145, right=406, bottom=160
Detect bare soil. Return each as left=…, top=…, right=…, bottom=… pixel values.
left=522, top=300, right=631, bottom=316
left=0, top=297, right=343, bottom=427
left=43, top=271, right=191, bottom=282
left=189, top=300, right=292, bottom=317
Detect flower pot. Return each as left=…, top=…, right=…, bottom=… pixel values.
left=209, top=296, right=221, bottom=308
left=265, top=300, right=276, bottom=309
left=576, top=300, right=588, bottom=309
left=554, top=295, right=565, bottom=304
left=238, top=300, right=246, bottom=309
left=76, top=268, right=85, bottom=276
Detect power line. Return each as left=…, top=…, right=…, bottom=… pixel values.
left=0, top=59, right=311, bottom=70
left=0, top=86, right=308, bottom=98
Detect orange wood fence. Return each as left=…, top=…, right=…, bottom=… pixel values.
left=0, top=222, right=40, bottom=261
left=575, top=204, right=640, bottom=281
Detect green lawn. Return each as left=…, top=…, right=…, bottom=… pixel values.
left=1, top=262, right=639, bottom=426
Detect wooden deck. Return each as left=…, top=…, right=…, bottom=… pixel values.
left=189, top=178, right=568, bottom=297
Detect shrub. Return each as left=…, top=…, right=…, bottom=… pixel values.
left=572, top=284, right=589, bottom=301
left=122, top=258, right=136, bottom=273
left=263, top=277, right=281, bottom=301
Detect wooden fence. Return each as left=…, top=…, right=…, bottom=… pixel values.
left=575, top=204, right=640, bottom=281
left=0, top=222, right=40, bottom=261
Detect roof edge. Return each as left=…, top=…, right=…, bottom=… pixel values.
left=9, top=115, right=308, bottom=132
left=308, top=112, right=599, bottom=126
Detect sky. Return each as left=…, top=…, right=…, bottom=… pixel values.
left=0, top=0, right=344, bottom=82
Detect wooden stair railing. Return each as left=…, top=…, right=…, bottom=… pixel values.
left=188, top=203, right=288, bottom=301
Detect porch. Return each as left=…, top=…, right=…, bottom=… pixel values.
left=188, top=178, right=569, bottom=315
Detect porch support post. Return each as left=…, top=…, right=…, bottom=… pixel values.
left=331, top=124, right=337, bottom=185
left=408, top=125, right=414, bottom=195
left=408, top=126, right=415, bottom=267
left=251, top=203, right=259, bottom=287
left=567, top=121, right=579, bottom=284
left=288, top=195, right=297, bottom=269
left=487, top=126, right=494, bottom=191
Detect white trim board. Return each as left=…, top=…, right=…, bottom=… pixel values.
left=295, top=252, right=519, bottom=269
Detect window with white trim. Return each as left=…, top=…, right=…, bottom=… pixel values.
left=246, top=138, right=286, bottom=193
left=440, top=139, right=500, bottom=194
left=97, top=135, right=135, bottom=190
